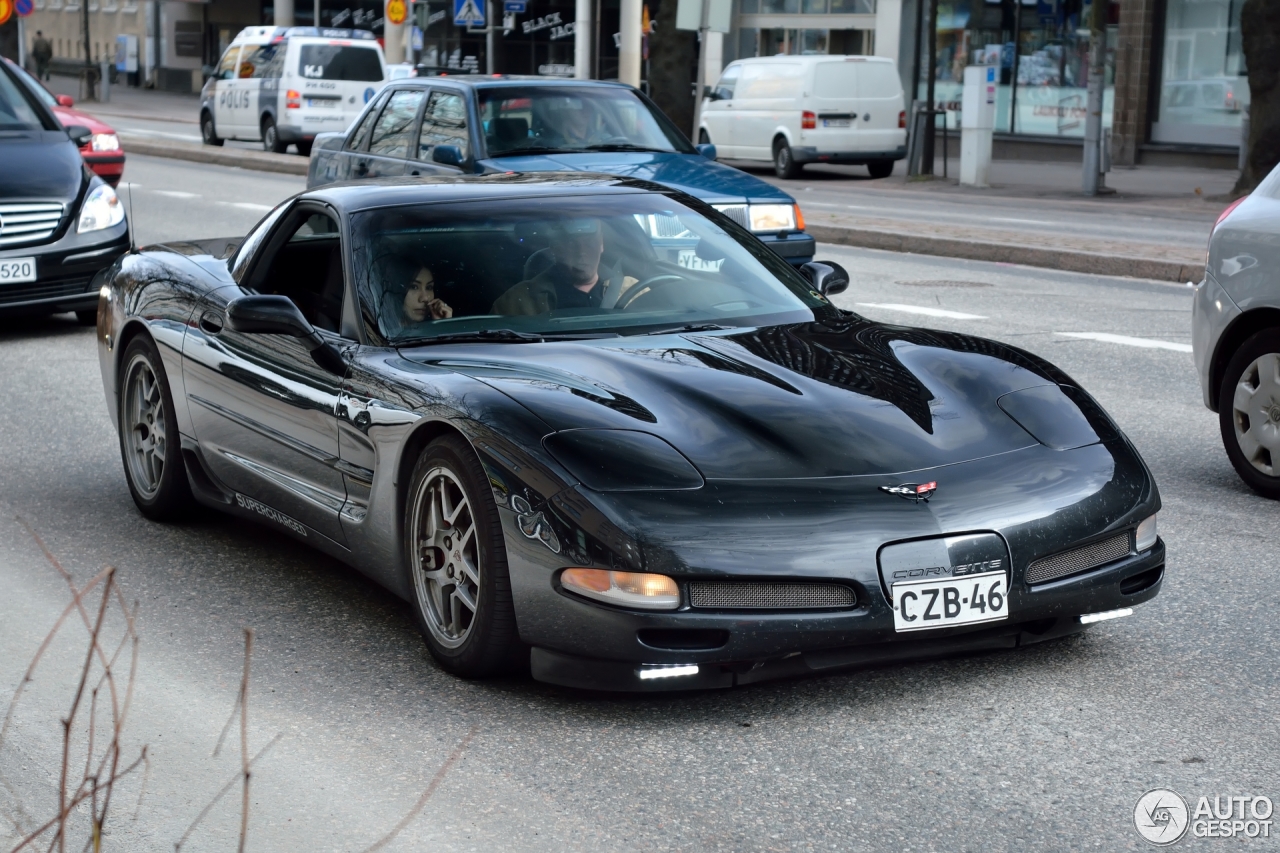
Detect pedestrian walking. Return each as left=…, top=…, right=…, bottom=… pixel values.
left=32, top=31, right=53, bottom=81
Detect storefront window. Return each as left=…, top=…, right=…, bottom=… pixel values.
left=1152, top=0, right=1247, bottom=147
left=921, top=0, right=1117, bottom=138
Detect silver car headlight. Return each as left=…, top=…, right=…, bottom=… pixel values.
left=747, top=203, right=796, bottom=232
left=78, top=184, right=125, bottom=233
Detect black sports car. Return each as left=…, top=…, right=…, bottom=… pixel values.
left=96, top=174, right=1164, bottom=691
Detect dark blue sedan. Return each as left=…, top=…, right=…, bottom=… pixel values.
left=307, top=77, right=815, bottom=265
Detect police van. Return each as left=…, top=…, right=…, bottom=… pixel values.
left=200, top=26, right=387, bottom=155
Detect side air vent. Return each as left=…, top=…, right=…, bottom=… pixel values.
left=0, top=202, right=66, bottom=248
left=1026, top=532, right=1131, bottom=585
left=688, top=581, right=857, bottom=610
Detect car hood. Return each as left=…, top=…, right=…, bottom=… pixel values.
left=479, top=151, right=792, bottom=205
left=52, top=105, right=115, bottom=135
left=404, top=319, right=1117, bottom=480
left=0, top=131, right=86, bottom=202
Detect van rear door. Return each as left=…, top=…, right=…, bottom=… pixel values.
left=856, top=61, right=905, bottom=152
left=811, top=59, right=863, bottom=153
left=295, top=40, right=386, bottom=138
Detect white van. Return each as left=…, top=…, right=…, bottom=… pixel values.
left=699, top=55, right=907, bottom=179
left=200, top=26, right=387, bottom=155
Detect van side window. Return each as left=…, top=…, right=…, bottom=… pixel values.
left=369, top=90, right=426, bottom=158
left=215, top=47, right=241, bottom=81
left=347, top=93, right=388, bottom=151
left=712, top=65, right=740, bottom=100
left=416, top=91, right=469, bottom=160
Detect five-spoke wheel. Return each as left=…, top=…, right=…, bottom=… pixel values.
left=117, top=337, right=193, bottom=519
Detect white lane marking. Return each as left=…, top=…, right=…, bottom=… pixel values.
left=990, top=217, right=1056, bottom=225
left=1055, top=332, right=1192, bottom=353
left=225, top=202, right=274, bottom=212
left=119, top=128, right=203, bottom=142
left=856, top=303, right=988, bottom=320
left=152, top=190, right=199, bottom=199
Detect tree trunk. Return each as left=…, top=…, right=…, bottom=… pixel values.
left=921, top=0, right=938, bottom=174
left=1234, top=0, right=1280, bottom=194
left=646, top=0, right=699, bottom=141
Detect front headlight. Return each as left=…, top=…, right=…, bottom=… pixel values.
left=90, top=133, right=120, bottom=152
left=1135, top=514, right=1158, bottom=551
left=77, top=184, right=125, bottom=233
left=747, top=203, right=796, bottom=232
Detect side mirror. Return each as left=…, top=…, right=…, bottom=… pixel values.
left=201, top=64, right=216, bottom=79
left=225, top=295, right=346, bottom=374
left=55, top=94, right=75, bottom=107
left=432, top=144, right=463, bottom=167
left=704, top=86, right=720, bottom=101
left=801, top=261, right=850, bottom=297
left=696, top=143, right=717, bottom=161
left=65, top=124, right=92, bottom=147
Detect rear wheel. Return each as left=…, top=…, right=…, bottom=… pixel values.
left=405, top=435, right=522, bottom=677
left=117, top=336, right=194, bottom=520
left=200, top=111, right=223, bottom=147
left=261, top=116, right=286, bottom=154
left=773, top=138, right=802, bottom=179
left=1218, top=330, right=1280, bottom=499
left=867, top=159, right=894, bottom=179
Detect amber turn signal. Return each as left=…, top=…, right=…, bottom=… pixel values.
left=560, top=568, right=680, bottom=610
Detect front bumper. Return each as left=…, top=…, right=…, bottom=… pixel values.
left=0, top=223, right=129, bottom=316
left=756, top=230, right=815, bottom=266
left=791, top=145, right=908, bottom=165
left=84, top=154, right=126, bottom=186
left=1191, top=272, right=1240, bottom=410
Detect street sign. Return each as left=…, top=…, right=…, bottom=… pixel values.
left=386, top=0, right=408, bottom=25
left=503, top=0, right=525, bottom=12
left=15, top=0, right=33, bottom=17
left=675, top=0, right=729, bottom=32
left=453, top=0, right=485, bottom=27
left=0, top=0, right=12, bottom=25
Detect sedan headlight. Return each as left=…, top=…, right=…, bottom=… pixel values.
left=748, top=203, right=796, bottom=232
left=77, top=184, right=125, bottom=233
left=90, top=133, right=120, bottom=152
left=1134, top=514, right=1158, bottom=551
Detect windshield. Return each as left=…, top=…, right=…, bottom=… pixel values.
left=298, top=44, right=383, bottom=81
left=7, top=62, right=57, bottom=108
left=0, top=64, right=55, bottom=131
left=351, top=192, right=826, bottom=344
left=478, top=86, right=696, bottom=157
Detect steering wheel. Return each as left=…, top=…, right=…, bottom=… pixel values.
left=616, top=274, right=685, bottom=310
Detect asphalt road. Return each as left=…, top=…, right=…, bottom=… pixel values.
left=1, top=156, right=1276, bottom=853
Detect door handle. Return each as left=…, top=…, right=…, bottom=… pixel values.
left=199, top=311, right=224, bottom=334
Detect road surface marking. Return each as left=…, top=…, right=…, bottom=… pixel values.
left=152, top=190, right=199, bottom=199
left=225, top=202, right=274, bottom=212
left=1055, top=332, right=1192, bottom=353
left=856, top=303, right=987, bottom=320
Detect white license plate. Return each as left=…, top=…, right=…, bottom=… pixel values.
left=0, top=257, right=37, bottom=283
left=891, top=570, right=1008, bottom=632
left=822, top=118, right=851, bottom=128
left=307, top=98, right=337, bottom=108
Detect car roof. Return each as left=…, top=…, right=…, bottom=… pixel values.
left=380, top=76, right=634, bottom=91
left=306, top=172, right=680, bottom=213
left=231, top=25, right=382, bottom=46
left=729, top=54, right=896, bottom=66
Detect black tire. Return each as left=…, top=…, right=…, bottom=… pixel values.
left=75, top=309, right=97, bottom=326
left=404, top=435, right=522, bottom=677
left=1218, top=329, right=1280, bottom=499
left=200, top=111, right=224, bottom=147
left=773, top=138, right=802, bottom=179
left=261, top=116, right=286, bottom=154
left=867, top=159, right=894, bottom=179
left=296, top=139, right=313, bottom=157
left=117, top=336, right=195, bottom=521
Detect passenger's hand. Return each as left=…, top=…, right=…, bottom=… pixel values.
left=428, top=298, right=453, bottom=320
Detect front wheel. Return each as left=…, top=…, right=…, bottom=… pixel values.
left=200, top=111, right=223, bottom=147
left=1218, top=330, right=1280, bottom=499
left=296, top=139, right=313, bottom=157
left=261, top=116, right=286, bottom=154
left=698, top=129, right=711, bottom=145
left=773, top=139, right=802, bottom=179
left=405, top=435, right=522, bottom=677
left=117, top=336, right=194, bottom=520
left=867, top=159, right=894, bottom=179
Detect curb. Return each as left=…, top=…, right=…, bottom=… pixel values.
left=120, top=134, right=310, bottom=177
left=806, top=222, right=1205, bottom=284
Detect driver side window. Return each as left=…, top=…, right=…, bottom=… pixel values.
left=713, top=65, right=740, bottom=100
left=252, top=210, right=346, bottom=333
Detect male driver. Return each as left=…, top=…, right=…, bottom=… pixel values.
left=492, top=218, right=636, bottom=315
left=31, top=32, right=53, bottom=81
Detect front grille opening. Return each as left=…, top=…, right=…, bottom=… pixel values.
left=688, top=581, right=857, bottom=610
left=1120, top=565, right=1164, bottom=595
left=637, top=628, right=729, bottom=651
left=1025, top=532, right=1132, bottom=585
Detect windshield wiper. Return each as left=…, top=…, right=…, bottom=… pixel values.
left=492, top=146, right=589, bottom=156
left=637, top=323, right=732, bottom=336
left=583, top=143, right=672, bottom=153
left=400, top=329, right=545, bottom=346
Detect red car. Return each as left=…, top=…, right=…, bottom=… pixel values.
left=4, top=59, right=125, bottom=186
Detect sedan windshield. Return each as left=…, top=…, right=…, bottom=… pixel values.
left=479, top=86, right=696, bottom=157
left=350, top=192, right=826, bottom=344
left=0, top=65, right=54, bottom=131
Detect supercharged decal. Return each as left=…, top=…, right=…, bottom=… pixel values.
left=234, top=493, right=307, bottom=537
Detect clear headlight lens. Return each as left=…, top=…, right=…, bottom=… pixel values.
left=90, top=133, right=120, bottom=152
left=747, top=203, right=796, bottom=232
left=77, top=184, right=125, bottom=233
left=560, top=568, right=681, bottom=610
left=1135, top=514, right=1158, bottom=551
